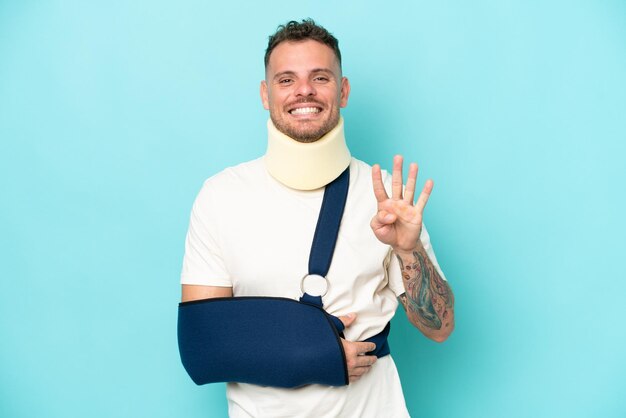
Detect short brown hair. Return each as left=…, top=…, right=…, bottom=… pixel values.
left=264, top=19, right=342, bottom=69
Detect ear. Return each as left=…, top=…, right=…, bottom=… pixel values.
left=339, top=77, right=350, bottom=108
left=260, top=80, right=270, bottom=110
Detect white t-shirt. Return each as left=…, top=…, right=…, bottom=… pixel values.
left=181, top=157, right=444, bottom=417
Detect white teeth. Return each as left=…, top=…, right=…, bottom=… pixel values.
left=290, top=107, right=320, bottom=115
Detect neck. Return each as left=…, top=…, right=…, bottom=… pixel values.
left=264, top=117, right=351, bottom=190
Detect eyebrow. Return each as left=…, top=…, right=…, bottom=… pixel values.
left=272, top=68, right=336, bottom=82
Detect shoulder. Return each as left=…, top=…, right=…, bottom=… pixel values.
left=349, top=157, right=371, bottom=170
left=192, top=158, right=266, bottom=210
left=202, top=158, right=265, bottom=190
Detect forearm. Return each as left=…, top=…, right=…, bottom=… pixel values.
left=394, top=243, right=455, bottom=342
left=177, top=297, right=350, bottom=387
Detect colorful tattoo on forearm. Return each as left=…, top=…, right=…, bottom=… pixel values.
left=396, top=250, right=453, bottom=330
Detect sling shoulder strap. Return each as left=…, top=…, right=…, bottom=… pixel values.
left=301, top=167, right=350, bottom=307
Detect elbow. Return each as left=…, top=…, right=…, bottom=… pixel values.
left=430, top=332, right=450, bottom=343
left=418, top=320, right=455, bottom=343
left=407, top=308, right=455, bottom=342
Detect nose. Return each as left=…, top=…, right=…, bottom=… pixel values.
left=294, top=79, right=316, bottom=97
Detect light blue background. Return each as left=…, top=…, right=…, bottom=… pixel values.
left=1, top=1, right=625, bottom=417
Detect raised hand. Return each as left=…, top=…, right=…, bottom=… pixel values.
left=370, top=155, right=433, bottom=254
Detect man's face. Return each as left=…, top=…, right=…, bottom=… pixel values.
left=261, top=40, right=350, bottom=143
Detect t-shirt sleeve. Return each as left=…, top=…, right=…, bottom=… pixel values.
left=180, top=181, right=232, bottom=287
left=384, top=248, right=405, bottom=297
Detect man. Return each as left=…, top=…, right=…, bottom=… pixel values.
left=180, top=19, right=454, bottom=417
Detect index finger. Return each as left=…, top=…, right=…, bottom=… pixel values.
left=371, top=164, right=389, bottom=203
left=415, top=179, right=434, bottom=213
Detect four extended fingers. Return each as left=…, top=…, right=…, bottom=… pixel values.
left=373, top=155, right=431, bottom=207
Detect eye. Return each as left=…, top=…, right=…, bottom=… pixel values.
left=314, top=76, right=329, bottom=82
left=278, top=78, right=293, bottom=84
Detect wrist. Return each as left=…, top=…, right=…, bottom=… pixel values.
left=392, top=241, right=425, bottom=259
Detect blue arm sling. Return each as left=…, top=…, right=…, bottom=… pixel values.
left=177, top=168, right=390, bottom=388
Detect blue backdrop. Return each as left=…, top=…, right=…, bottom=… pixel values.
left=1, top=1, right=625, bottom=417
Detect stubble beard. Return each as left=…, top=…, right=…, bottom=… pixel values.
left=271, top=109, right=340, bottom=143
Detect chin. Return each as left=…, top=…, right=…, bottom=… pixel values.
left=272, top=111, right=339, bottom=143
left=291, top=131, right=325, bottom=143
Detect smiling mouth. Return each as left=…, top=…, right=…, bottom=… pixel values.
left=289, top=106, right=322, bottom=115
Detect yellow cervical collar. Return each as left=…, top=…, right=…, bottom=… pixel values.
left=264, top=117, right=351, bottom=191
